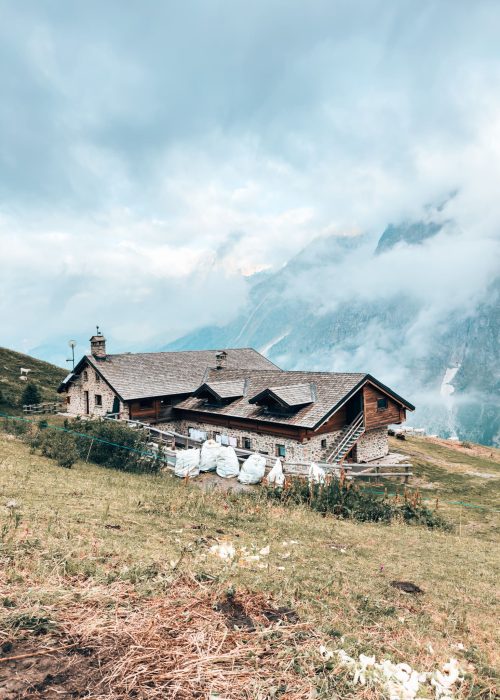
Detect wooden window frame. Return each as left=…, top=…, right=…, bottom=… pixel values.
left=276, top=444, right=286, bottom=458
left=95, top=394, right=103, bottom=407
left=377, top=397, right=388, bottom=410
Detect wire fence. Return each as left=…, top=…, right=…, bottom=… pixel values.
left=0, top=410, right=168, bottom=462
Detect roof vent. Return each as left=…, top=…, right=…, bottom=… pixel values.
left=215, top=350, right=227, bottom=370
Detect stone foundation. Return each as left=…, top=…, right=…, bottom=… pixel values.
left=355, top=427, right=389, bottom=462
left=155, top=418, right=343, bottom=463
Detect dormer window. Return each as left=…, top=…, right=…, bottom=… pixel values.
left=249, top=383, right=316, bottom=414
left=193, top=379, right=245, bottom=406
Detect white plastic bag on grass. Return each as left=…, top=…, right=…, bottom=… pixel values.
left=266, top=458, right=285, bottom=487
left=309, top=462, right=326, bottom=484
left=216, top=446, right=239, bottom=478
left=238, top=453, right=266, bottom=484
left=174, top=448, right=200, bottom=478
left=199, top=439, right=220, bottom=472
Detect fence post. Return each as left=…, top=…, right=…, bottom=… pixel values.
left=85, top=437, right=95, bottom=463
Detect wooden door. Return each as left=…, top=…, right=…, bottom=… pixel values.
left=84, top=391, right=89, bottom=414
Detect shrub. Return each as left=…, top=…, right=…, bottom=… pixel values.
left=71, top=419, right=160, bottom=474
left=1, top=417, right=29, bottom=436
left=21, top=383, right=41, bottom=407
left=265, top=476, right=449, bottom=529
left=40, top=430, right=78, bottom=469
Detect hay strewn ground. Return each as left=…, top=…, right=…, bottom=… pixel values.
left=0, top=432, right=498, bottom=698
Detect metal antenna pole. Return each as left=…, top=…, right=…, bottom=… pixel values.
left=67, top=340, right=77, bottom=371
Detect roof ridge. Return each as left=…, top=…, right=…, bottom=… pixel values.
left=105, top=346, right=269, bottom=357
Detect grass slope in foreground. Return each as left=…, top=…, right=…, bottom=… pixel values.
left=0, top=432, right=498, bottom=698
left=0, top=347, right=66, bottom=411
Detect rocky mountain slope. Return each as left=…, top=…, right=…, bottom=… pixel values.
left=167, top=220, right=500, bottom=446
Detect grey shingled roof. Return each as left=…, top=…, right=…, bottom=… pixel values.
left=250, top=382, right=316, bottom=407
left=78, top=349, right=277, bottom=401
left=176, top=368, right=368, bottom=429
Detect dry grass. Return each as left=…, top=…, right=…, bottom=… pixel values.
left=58, top=578, right=324, bottom=699
left=0, top=431, right=499, bottom=698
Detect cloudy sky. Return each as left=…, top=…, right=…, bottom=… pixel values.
left=1, top=0, right=499, bottom=365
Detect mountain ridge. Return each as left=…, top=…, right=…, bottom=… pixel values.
left=165, top=219, right=500, bottom=446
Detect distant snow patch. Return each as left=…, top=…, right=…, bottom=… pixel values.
left=440, top=365, right=461, bottom=440
left=440, top=366, right=460, bottom=399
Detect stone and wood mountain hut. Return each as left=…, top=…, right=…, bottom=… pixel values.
left=58, top=332, right=414, bottom=463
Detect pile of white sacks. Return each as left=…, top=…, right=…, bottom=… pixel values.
left=174, top=439, right=285, bottom=486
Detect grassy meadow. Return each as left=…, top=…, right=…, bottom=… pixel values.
left=0, top=427, right=498, bottom=698
left=0, top=347, right=66, bottom=411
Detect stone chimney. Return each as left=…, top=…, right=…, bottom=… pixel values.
left=90, top=328, right=106, bottom=359
left=215, top=350, right=227, bottom=370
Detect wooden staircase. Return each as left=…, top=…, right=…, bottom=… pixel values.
left=324, top=412, right=365, bottom=464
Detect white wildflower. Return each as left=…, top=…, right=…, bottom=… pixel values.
left=431, top=658, right=462, bottom=696
left=333, top=650, right=464, bottom=700
left=319, top=645, right=334, bottom=661
left=209, top=542, right=235, bottom=560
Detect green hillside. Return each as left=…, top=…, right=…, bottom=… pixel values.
left=0, top=346, right=66, bottom=410
left=0, top=425, right=498, bottom=698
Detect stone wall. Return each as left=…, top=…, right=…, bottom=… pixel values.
left=156, top=417, right=343, bottom=463
left=65, top=362, right=129, bottom=419
left=355, top=427, right=388, bottom=462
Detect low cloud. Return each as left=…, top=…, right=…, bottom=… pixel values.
left=0, top=1, right=499, bottom=368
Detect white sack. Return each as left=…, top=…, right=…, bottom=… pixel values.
left=266, top=458, right=285, bottom=487
left=199, top=439, right=220, bottom=472
left=174, top=448, right=200, bottom=478
left=308, top=462, right=326, bottom=484
left=238, top=453, right=266, bottom=484
left=216, top=446, right=240, bottom=478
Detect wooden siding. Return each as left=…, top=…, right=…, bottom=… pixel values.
left=128, top=395, right=187, bottom=421
left=308, top=405, right=347, bottom=436
left=363, top=383, right=405, bottom=429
